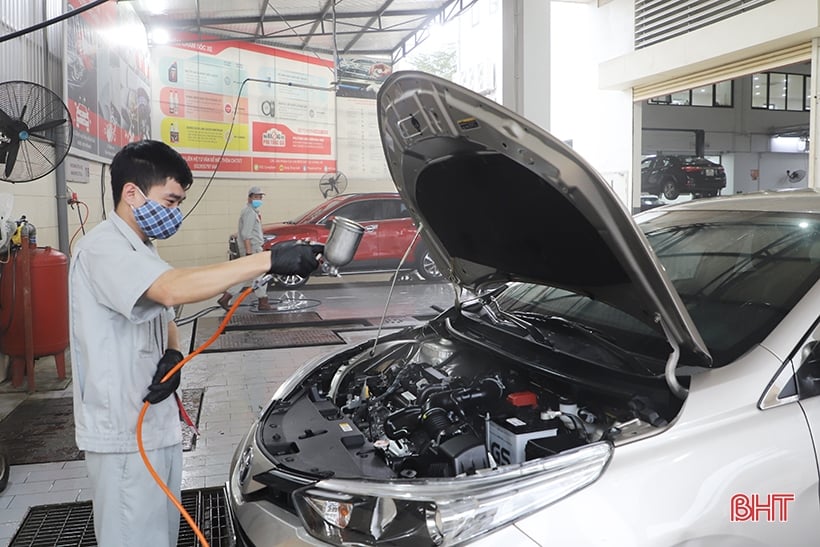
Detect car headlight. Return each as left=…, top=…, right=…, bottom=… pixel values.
left=264, top=234, right=277, bottom=243
left=293, top=442, right=611, bottom=546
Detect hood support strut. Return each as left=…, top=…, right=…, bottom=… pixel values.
left=658, top=316, right=687, bottom=399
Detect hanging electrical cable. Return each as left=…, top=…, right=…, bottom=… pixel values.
left=68, top=200, right=89, bottom=255
left=181, top=77, right=335, bottom=221
left=0, top=0, right=110, bottom=44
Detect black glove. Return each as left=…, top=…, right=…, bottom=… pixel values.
left=144, top=349, right=183, bottom=404
left=268, top=240, right=322, bottom=277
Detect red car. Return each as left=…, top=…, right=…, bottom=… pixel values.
left=231, top=192, right=442, bottom=288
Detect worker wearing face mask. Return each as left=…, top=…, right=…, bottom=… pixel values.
left=217, top=185, right=270, bottom=311
left=68, top=140, right=321, bottom=547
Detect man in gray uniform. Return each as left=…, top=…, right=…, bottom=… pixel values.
left=217, top=185, right=270, bottom=310
left=69, top=140, right=320, bottom=547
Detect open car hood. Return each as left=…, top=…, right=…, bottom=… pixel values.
left=377, top=71, right=712, bottom=367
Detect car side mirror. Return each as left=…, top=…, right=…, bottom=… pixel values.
left=795, top=341, right=820, bottom=398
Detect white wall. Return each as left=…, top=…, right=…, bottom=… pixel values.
left=0, top=173, right=64, bottom=250
left=600, top=0, right=820, bottom=91
left=550, top=0, right=634, bottom=207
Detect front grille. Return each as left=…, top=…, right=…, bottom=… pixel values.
left=9, top=487, right=235, bottom=547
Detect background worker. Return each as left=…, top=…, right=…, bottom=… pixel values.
left=217, top=185, right=270, bottom=311
left=69, top=140, right=320, bottom=547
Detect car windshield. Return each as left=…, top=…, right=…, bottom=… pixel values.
left=494, top=210, right=820, bottom=367
left=682, top=157, right=717, bottom=166
left=290, top=198, right=345, bottom=224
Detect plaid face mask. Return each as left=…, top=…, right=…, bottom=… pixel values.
left=132, top=189, right=183, bottom=239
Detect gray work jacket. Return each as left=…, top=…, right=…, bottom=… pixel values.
left=237, top=203, right=263, bottom=256
left=69, top=211, right=181, bottom=453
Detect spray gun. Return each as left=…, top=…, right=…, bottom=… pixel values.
left=317, top=216, right=365, bottom=276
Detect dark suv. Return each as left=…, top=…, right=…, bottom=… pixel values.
left=641, top=155, right=726, bottom=200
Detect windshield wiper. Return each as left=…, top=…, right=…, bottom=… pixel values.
left=510, top=311, right=654, bottom=375
left=513, top=312, right=615, bottom=342
left=479, top=299, right=552, bottom=346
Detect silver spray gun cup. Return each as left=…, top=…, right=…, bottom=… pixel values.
left=321, top=216, right=365, bottom=276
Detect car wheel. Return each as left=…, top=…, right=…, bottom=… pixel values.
left=662, top=179, right=679, bottom=200
left=417, top=248, right=442, bottom=280
left=273, top=273, right=309, bottom=289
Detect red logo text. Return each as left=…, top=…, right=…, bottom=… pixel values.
left=730, top=493, right=795, bottom=522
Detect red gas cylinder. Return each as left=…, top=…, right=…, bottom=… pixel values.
left=0, top=242, right=69, bottom=379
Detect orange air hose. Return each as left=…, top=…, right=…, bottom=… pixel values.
left=136, top=286, right=254, bottom=547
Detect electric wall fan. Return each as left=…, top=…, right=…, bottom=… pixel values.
left=319, top=171, right=348, bottom=198
left=786, top=169, right=807, bottom=183
left=0, top=81, right=73, bottom=183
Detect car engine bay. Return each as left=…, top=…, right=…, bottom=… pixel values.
left=259, top=320, right=681, bottom=481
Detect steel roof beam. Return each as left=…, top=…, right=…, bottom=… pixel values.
left=341, top=0, right=395, bottom=54
left=145, top=7, right=441, bottom=28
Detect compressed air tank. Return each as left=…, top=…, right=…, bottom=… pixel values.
left=0, top=243, right=69, bottom=358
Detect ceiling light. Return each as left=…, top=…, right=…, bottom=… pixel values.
left=136, top=0, right=167, bottom=15
left=150, top=28, right=170, bottom=44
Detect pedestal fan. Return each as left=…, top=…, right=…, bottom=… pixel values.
left=0, top=80, right=73, bottom=183
left=319, top=171, right=348, bottom=198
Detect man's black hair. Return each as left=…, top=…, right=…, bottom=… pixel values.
left=110, top=140, right=193, bottom=205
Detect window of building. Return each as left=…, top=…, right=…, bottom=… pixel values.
left=691, top=85, right=713, bottom=106
left=670, top=91, right=689, bottom=105
left=648, top=81, right=733, bottom=107
left=768, top=73, right=787, bottom=110
left=715, top=80, right=732, bottom=106
left=751, top=72, right=811, bottom=111
left=787, top=74, right=804, bottom=111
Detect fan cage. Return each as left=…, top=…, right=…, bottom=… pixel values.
left=0, top=80, right=73, bottom=183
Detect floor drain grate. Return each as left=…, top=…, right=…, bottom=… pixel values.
left=10, top=487, right=234, bottom=547
left=177, top=487, right=236, bottom=547
left=199, top=327, right=345, bottom=353
left=10, top=501, right=95, bottom=547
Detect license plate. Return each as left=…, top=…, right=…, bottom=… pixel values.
left=705, top=169, right=714, bottom=176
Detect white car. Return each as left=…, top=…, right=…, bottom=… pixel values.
left=226, top=71, right=820, bottom=546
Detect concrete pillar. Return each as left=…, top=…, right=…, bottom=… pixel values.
left=501, top=0, right=550, bottom=131
left=809, top=37, right=820, bottom=189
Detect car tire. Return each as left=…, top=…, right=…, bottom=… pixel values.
left=662, top=178, right=679, bottom=200
left=416, top=248, right=442, bottom=280
left=273, top=273, right=309, bottom=289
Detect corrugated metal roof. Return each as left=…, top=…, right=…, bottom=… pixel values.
left=129, top=0, right=476, bottom=62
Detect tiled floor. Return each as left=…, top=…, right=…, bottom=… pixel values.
left=0, top=277, right=454, bottom=546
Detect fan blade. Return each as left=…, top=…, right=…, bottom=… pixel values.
left=0, top=108, right=13, bottom=128
left=4, top=140, right=19, bottom=178
left=28, top=118, right=67, bottom=134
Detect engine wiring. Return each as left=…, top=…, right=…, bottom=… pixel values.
left=136, top=284, right=257, bottom=547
